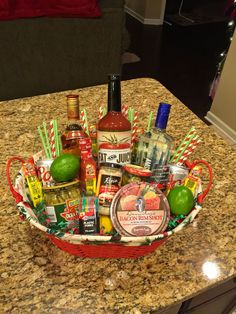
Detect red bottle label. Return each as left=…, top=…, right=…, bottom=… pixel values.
left=97, top=130, right=131, bottom=166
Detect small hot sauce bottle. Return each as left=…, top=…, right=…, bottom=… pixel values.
left=97, top=74, right=131, bottom=167
left=61, top=95, right=88, bottom=157
left=80, top=148, right=97, bottom=196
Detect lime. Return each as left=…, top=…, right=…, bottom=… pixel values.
left=167, top=186, right=194, bottom=215
left=50, top=154, right=80, bottom=182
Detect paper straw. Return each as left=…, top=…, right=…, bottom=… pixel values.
left=129, top=108, right=134, bottom=126
left=170, top=127, right=196, bottom=163
left=37, top=126, right=50, bottom=158
left=59, top=136, right=63, bottom=154
left=49, top=120, right=56, bottom=159
left=43, top=121, right=52, bottom=158
left=99, top=106, right=103, bottom=120
left=177, top=137, right=201, bottom=165
left=172, top=132, right=197, bottom=164
left=146, top=111, right=153, bottom=132
left=80, top=110, right=86, bottom=132
left=122, top=104, right=129, bottom=119
left=83, top=109, right=89, bottom=134
left=131, top=111, right=138, bottom=145
left=53, top=119, right=60, bottom=157
left=103, top=106, right=107, bottom=117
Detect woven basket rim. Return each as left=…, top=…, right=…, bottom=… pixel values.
left=15, top=172, right=202, bottom=245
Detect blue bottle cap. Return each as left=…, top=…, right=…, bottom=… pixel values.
left=155, top=103, right=171, bottom=130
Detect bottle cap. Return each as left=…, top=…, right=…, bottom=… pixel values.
left=155, top=103, right=171, bottom=130
left=108, top=74, right=120, bottom=81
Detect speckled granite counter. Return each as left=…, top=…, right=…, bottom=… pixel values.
left=0, top=78, right=235, bottom=313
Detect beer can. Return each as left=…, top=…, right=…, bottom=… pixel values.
left=168, top=164, right=189, bottom=190
left=36, top=159, right=55, bottom=187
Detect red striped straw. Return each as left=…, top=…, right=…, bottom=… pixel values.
left=131, top=111, right=138, bottom=146
left=177, top=136, right=201, bottom=165
left=80, top=110, right=86, bottom=132
left=122, top=104, right=129, bottom=119
left=49, top=120, right=56, bottom=159
left=170, top=127, right=196, bottom=163
left=98, top=106, right=103, bottom=120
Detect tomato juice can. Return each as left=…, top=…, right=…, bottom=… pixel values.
left=36, top=159, right=55, bottom=187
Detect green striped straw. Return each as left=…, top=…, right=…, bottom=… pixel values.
left=103, top=106, right=107, bottom=117
left=53, top=119, right=60, bottom=157
left=37, top=126, right=50, bottom=158
left=129, top=108, right=134, bottom=126
left=146, top=111, right=153, bottom=132
left=59, top=136, right=63, bottom=154
left=170, top=126, right=196, bottom=163
left=43, top=121, right=52, bottom=159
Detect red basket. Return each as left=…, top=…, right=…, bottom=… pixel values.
left=47, top=234, right=167, bottom=258
left=6, top=156, right=213, bottom=259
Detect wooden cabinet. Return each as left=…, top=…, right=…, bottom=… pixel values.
left=180, top=278, right=236, bottom=314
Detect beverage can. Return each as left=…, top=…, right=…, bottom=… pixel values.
left=36, top=159, right=55, bottom=187
left=168, top=164, right=189, bottom=190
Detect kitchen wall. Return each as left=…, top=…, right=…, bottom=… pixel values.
left=206, top=31, right=236, bottom=143
left=125, top=0, right=166, bottom=25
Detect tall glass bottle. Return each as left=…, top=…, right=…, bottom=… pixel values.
left=97, top=74, right=131, bottom=166
left=61, top=95, right=88, bottom=157
left=136, top=103, right=174, bottom=189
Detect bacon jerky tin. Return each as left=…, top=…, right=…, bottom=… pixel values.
left=110, top=182, right=170, bottom=237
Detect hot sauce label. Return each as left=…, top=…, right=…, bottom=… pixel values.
left=97, top=130, right=131, bottom=166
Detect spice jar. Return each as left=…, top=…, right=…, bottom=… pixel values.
left=96, top=163, right=122, bottom=235
left=43, top=180, right=80, bottom=229
left=122, top=164, right=152, bottom=186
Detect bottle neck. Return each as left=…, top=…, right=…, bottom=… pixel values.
left=154, top=103, right=171, bottom=130
left=67, top=95, right=80, bottom=120
left=107, top=75, right=121, bottom=112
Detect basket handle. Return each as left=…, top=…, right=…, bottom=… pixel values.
left=185, top=159, right=213, bottom=204
left=6, top=156, right=25, bottom=204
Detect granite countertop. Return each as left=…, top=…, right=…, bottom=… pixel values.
left=0, top=78, right=235, bottom=313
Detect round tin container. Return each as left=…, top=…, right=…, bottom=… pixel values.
left=110, top=182, right=170, bottom=237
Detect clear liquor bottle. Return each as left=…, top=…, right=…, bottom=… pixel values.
left=136, top=103, right=174, bottom=189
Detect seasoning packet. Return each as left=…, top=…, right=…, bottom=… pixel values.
left=22, top=158, right=43, bottom=208
left=79, top=197, right=99, bottom=234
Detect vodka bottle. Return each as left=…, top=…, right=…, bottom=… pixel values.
left=136, top=103, right=174, bottom=189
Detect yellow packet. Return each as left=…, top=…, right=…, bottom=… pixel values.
left=22, top=158, right=43, bottom=208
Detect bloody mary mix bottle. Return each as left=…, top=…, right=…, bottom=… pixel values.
left=61, top=95, right=88, bottom=157
left=97, top=74, right=131, bottom=166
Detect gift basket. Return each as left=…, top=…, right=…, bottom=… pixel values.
left=7, top=75, right=213, bottom=259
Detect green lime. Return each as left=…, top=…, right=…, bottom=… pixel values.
left=167, top=186, right=194, bottom=216
left=50, top=154, right=80, bottom=182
